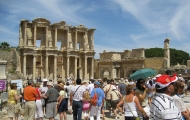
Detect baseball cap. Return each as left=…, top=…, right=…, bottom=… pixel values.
left=155, top=75, right=178, bottom=89
left=94, top=81, right=100, bottom=86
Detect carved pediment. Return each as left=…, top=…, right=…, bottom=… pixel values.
left=53, top=21, right=66, bottom=26
left=32, top=18, right=50, bottom=26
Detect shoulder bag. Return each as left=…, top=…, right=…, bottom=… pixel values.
left=124, top=96, right=140, bottom=120
left=73, top=85, right=81, bottom=97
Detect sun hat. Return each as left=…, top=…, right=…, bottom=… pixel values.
left=94, top=81, right=100, bottom=86
left=119, top=78, right=125, bottom=83
left=47, top=82, right=54, bottom=87
left=43, top=78, right=48, bottom=82
left=58, top=83, right=64, bottom=89
left=155, top=75, right=178, bottom=89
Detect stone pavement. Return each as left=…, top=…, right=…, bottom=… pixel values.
left=0, top=94, right=190, bottom=120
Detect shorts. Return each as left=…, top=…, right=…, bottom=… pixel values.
left=105, top=99, right=111, bottom=109
left=57, top=99, right=67, bottom=113
left=148, top=92, right=155, bottom=98
left=46, top=102, right=57, bottom=118
left=111, top=100, right=119, bottom=109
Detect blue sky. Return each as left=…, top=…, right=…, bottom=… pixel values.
left=0, top=0, right=190, bottom=58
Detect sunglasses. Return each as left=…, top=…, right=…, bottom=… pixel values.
left=180, top=86, right=184, bottom=88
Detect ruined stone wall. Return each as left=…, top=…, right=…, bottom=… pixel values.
left=0, top=49, right=17, bottom=73
left=144, top=57, right=165, bottom=71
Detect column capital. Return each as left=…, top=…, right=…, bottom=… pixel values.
left=54, top=55, right=58, bottom=57
left=33, top=54, right=37, bottom=57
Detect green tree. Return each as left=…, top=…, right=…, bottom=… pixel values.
left=0, top=42, right=10, bottom=50
left=145, top=48, right=190, bottom=65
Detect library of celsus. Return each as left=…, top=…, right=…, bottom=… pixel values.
left=17, top=18, right=95, bottom=81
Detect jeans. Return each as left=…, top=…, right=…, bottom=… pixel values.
left=72, top=100, right=83, bottom=120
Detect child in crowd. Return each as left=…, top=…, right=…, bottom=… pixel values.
left=82, top=88, right=91, bottom=120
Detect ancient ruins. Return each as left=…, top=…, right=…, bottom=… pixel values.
left=17, top=18, right=95, bottom=81
left=93, top=39, right=171, bottom=79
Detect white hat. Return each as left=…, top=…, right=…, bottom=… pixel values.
left=43, top=78, right=48, bottom=82
left=119, top=78, right=125, bottom=83
left=125, top=79, right=128, bottom=82
left=47, top=82, right=53, bottom=87
left=112, top=86, right=117, bottom=90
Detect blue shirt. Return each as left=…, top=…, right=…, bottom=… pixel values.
left=90, top=88, right=105, bottom=107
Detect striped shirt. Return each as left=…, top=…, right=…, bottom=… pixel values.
left=150, top=93, right=182, bottom=120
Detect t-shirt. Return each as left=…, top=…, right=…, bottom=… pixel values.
left=40, top=84, right=48, bottom=96
left=110, top=89, right=120, bottom=101
left=118, top=83, right=126, bottom=96
left=150, top=93, right=182, bottom=120
left=24, top=86, right=37, bottom=101
left=45, top=87, right=59, bottom=103
left=173, top=95, right=186, bottom=112
left=103, top=84, right=113, bottom=100
left=87, top=83, right=94, bottom=94
left=59, top=90, right=66, bottom=98
left=90, top=88, right=105, bottom=107
left=8, top=90, right=17, bottom=104
left=71, top=85, right=86, bottom=101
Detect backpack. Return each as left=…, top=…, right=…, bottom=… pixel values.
left=90, top=88, right=98, bottom=106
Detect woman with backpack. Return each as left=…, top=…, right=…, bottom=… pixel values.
left=110, top=87, right=122, bottom=120
left=116, top=84, right=148, bottom=120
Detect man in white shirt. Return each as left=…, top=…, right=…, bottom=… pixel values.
left=70, top=78, right=86, bottom=120
left=87, top=78, right=95, bottom=94
left=40, top=78, right=48, bottom=116
left=150, top=75, right=182, bottom=120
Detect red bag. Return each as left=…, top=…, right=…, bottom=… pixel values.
left=90, top=89, right=98, bottom=106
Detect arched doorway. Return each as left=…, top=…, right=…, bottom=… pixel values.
left=101, top=68, right=111, bottom=79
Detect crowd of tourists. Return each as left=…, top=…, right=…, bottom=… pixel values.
left=7, top=71, right=190, bottom=120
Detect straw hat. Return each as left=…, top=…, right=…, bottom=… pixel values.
left=58, top=83, right=64, bottom=89
left=47, top=82, right=54, bottom=87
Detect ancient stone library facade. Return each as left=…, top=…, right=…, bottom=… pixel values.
left=18, top=18, right=95, bottom=81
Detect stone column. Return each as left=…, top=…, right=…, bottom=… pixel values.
left=75, top=57, right=77, bottom=79
left=33, top=55, right=36, bottom=80
left=84, top=55, right=87, bottom=80
left=45, top=55, right=49, bottom=78
left=54, top=55, right=57, bottom=81
left=23, top=54, right=26, bottom=79
left=67, top=30, right=69, bottom=49
left=91, top=33, right=94, bottom=50
left=46, top=26, right=48, bottom=47
left=91, top=57, right=94, bottom=78
left=24, top=23, right=27, bottom=46
left=67, top=56, right=70, bottom=78
left=75, top=31, right=77, bottom=49
left=54, top=28, right=57, bottom=47
left=79, top=57, right=82, bottom=79
left=84, top=32, right=87, bottom=50
left=33, top=24, right=36, bottom=46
